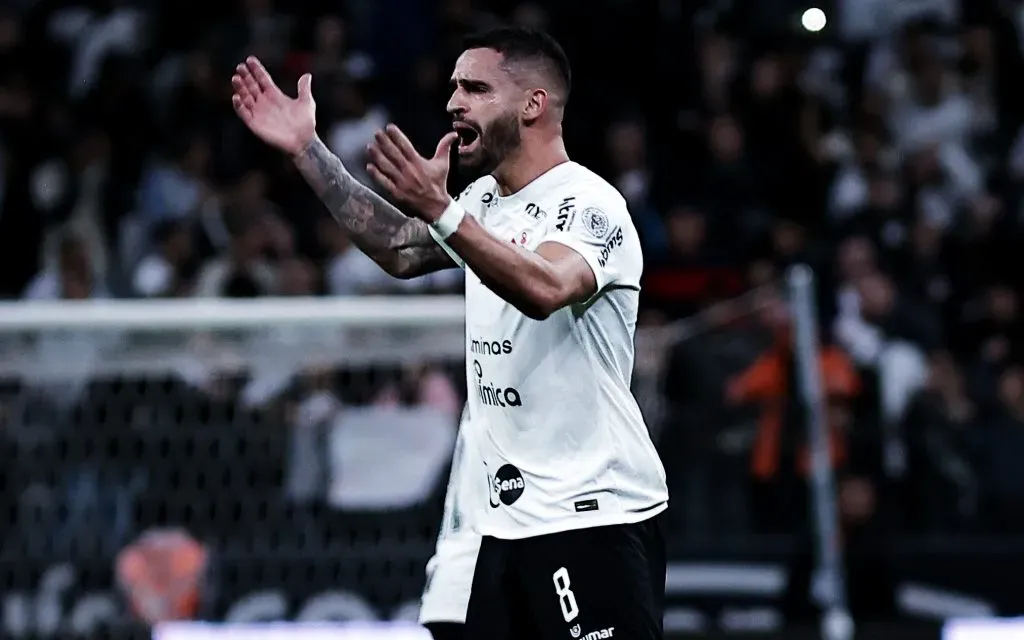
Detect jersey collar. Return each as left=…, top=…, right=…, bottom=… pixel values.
left=492, top=161, right=577, bottom=206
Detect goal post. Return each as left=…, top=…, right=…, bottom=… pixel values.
left=0, top=296, right=467, bottom=331
left=0, top=296, right=467, bottom=381
left=788, top=266, right=853, bottom=640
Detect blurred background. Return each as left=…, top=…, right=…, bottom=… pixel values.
left=1, top=0, right=1024, bottom=638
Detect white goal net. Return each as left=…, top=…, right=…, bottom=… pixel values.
left=0, top=283, right=845, bottom=638
left=0, top=296, right=468, bottom=635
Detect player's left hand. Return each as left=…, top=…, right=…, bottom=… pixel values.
left=366, top=125, right=458, bottom=222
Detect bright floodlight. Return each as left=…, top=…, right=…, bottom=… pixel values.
left=801, top=8, right=827, bottom=32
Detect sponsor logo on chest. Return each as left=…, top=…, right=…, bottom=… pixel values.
left=495, top=200, right=554, bottom=249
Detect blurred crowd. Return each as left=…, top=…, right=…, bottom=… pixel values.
left=645, top=0, right=1024, bottom=542
left=2, top=0, right=1024, bottom=568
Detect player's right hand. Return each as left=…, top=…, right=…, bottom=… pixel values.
left=231, top=57, right=316, bottom=157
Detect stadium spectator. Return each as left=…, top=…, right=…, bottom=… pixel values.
left=727, top=292, right=861, bottom=532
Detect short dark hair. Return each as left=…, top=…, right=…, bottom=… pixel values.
left=462, top=27, right=571, bottom=102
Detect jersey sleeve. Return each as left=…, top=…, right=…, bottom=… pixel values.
left=541, top=196, right=641, bottom=294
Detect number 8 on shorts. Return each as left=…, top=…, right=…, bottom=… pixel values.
left=552, top=567, right=579, bottom=622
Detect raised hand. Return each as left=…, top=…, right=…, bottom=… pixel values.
left=231, top=57, right=316, bottom=157
left=366, top=125, right=459, bottom=222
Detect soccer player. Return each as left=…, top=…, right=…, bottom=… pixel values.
left=231, top=26, right=669, bottom=640
left=418, top=408, right=482, bottom=640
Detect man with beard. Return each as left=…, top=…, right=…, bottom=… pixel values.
left=231, top=27, right=668, bottom=640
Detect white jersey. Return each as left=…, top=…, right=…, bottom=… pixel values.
left=431, top=161, right=669, bottom=539
left=419, top=408, right=482, bottom=624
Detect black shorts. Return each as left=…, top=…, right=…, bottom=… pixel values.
left=424, top=622, right=464, bottom=640
left=465, top=514, right=665, bottom=640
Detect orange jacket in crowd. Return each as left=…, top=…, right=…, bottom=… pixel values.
left=728, top=339, right=860, bottom=480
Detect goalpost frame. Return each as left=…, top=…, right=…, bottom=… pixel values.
left=788, top=265, right=854, bottom=640
left=0, top=296, right=467, bottom=331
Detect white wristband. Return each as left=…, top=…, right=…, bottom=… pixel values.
left=431, top=200, right=466, bottom=240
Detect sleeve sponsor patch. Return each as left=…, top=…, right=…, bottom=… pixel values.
left=597, top=227, right=624, bottom=267
left=554, top=196, right=576, bottom=231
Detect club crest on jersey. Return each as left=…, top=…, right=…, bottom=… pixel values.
left=488, top=464, right=525, bottom=508
left=582, top=207, right=610, bottom=238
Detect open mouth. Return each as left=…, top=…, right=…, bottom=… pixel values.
left=453, top=122, right=480, bottom=154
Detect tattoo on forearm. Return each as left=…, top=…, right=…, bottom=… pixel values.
left=294, top=138, right=453, bottom=277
